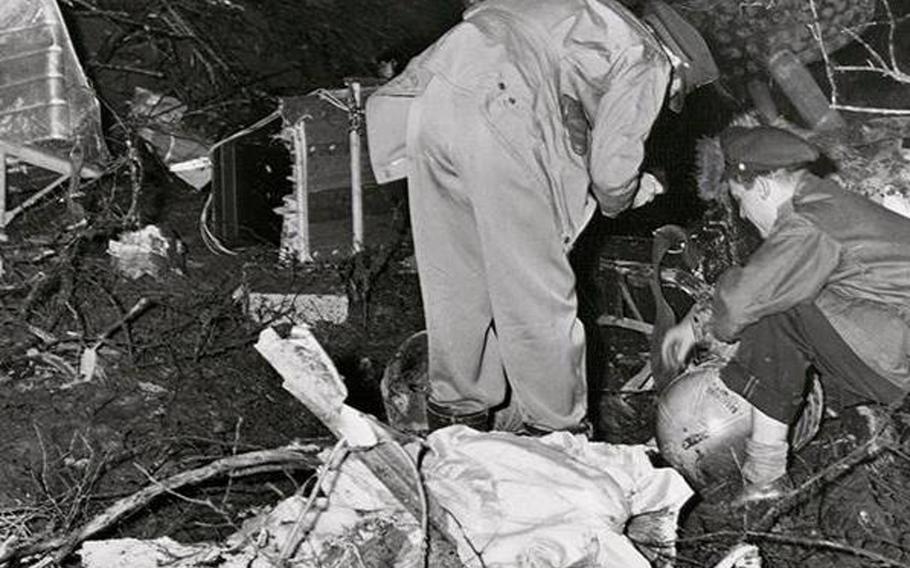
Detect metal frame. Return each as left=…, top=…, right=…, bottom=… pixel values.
left=0, top=140, right=101, bottom=237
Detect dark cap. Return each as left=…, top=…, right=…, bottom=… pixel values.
left=642, top=0, right=719, bottom=108
left=721, top=126, right=820, bottom=175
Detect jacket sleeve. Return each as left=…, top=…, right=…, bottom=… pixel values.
left=711, top=215, right=842, bottom=342
left=584, top=45, right=670, bottom=217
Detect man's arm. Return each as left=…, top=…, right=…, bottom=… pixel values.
left=710, top=215, right=841, bottom=342
left=584, top=45, right=670, bottom=216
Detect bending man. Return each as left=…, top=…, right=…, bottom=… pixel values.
left=370, top=0, right=717, bottom=434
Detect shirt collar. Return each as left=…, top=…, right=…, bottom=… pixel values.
left=774, top=172, right=818, bottom=225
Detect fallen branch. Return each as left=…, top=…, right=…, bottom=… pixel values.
left=64, top=0, right=193, bottom=39
left=809, top=0, right=910, bottom=115
left=745, top=531, right=910, bottom=568
left=97, top=297, right=154, bottom=343
left=70, top=297, right=155, bottom=386
left=829, top=105, right=910, bottom=116
left=86, top=63, right=166, bottom=78
left=682, top=530, right=910, bottom=568
left=753, top=422, right=895, bottom=531
left=834, top=1, right=910, bottom=85
left=0, top=444, right=326, bottom=566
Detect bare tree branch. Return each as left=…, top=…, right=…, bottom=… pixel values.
left=808, top=0, right=910, bottom=115
left=0, top=445, right=324, bottom=566
left=682, top=530, right=910, bottom=568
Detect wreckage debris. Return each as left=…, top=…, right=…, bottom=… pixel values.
left=106, top=224, right=187, bottom=280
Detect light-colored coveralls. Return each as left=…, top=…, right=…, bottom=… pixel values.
left=380, top=0, right=671, bottom=430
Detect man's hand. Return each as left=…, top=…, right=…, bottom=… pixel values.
left=632, top=172, right=665, bottom=209
left=661, top=319, right=696, bottom=372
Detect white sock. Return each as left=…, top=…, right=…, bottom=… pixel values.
left=742, top=438, right=788, bottom=485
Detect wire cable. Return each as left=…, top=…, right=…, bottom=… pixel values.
left=199, top=192, right=239, bottom=256
left=200, top=111, right=283, bottom=256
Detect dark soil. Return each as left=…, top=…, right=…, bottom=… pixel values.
left=0, top=180, right=422, bottom=550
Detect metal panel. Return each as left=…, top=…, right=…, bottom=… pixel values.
left=211, top=121, right=289, bottom=247
left=0, top=0, right=107, bottom=161
left=279, top=87, right=378, bottom=193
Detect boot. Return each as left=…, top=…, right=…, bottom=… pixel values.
left=732, top=474, right=793, bottom=507
left=426, top=400, right=491, bottom=433
left=733, top=438, right=790, bottom=506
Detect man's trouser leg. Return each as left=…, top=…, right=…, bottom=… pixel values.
left=408, top=77, right=587, bottom=432
left=720, top=303, right=902, bottom=425
left=408, top=78, right=504, bottom=429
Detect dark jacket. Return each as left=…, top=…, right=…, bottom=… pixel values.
left=712, top=174, right=910, bottom=390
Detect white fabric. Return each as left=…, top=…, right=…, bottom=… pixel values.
left=423, top=426, right=694, bottom=568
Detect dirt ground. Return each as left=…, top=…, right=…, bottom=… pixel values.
left=1, top=4, right=910, bottom=568
left=0, top=177, right=424, bottom=548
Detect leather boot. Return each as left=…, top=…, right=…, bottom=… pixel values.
left=733, top=438, right=791, bottom=506
left=732, top=474, right=793, bottom=507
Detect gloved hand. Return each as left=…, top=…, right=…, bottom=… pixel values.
left=632, top=172, right=665, bottom=209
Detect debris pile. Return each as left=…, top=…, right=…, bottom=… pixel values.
left=107, top=224, right=187, bottom=280
left=70, top=326, right=696, bottom=568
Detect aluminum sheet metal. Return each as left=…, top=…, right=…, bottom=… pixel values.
left=0, top=0, right=106, bottom=160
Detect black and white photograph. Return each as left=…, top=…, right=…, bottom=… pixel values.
left=0, top=0, right=909, bottom=566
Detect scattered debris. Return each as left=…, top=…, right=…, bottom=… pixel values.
left=278, top=85, right=378, bottom=263
left=74, top=428, right=700, bottom=568
left=66, top=326, right=699, bottom=568
left=0, top=0, right=108, bottom=158
left=0, top=445, right=325, bottom=566
left=168, top=157, right=213, bottom=191
left=72, top=297, right=153, bottom=387
left=135, top=381, right=168, bottom=396
left=275, top=193, right=307, bottom=265
left=78, top=449, right=422, bottom=568
left=80, top=537, right=213, bottom=568
left=254, top=326, right=378, bottom=448
left=236, top=286, right=349, bottom=326
left=0, top=4, right=906, bottom=568
left=129, top=88, right=189, bottom=132
left=712, top=543, right=762, bottom=568
left=135, top=125, right=208, bottom=167
left=256, top=325, right=699, bottom=567
left=826, top=117, right=910, bottom=218
left=130, top=87, right=212, bottom=189
left=106, top=225, right=187, bottom=280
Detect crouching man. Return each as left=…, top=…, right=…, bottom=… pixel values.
left=661, top=126, right=910, bottom=504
